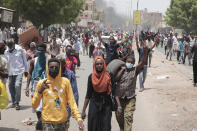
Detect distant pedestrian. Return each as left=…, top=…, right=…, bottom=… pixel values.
left=4, top=38, right=28, bottom=110
left=65, top=45, right=77, bottom=73
left=183, top=38, right=192, bottom=65
left=166, top=34, right=174, bottom=61
left=136, top=36, right=158, bottom=92
left=50, top=36, right=60, bottom=58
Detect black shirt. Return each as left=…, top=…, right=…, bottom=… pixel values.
left=105, top=43, right=119, bottom=64
left=192, top=44, right=197, bottom=62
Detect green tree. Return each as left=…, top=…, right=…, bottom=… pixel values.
left=0, top=0, right=84, bottom=27
left=165, top=0, right=197, bottom=32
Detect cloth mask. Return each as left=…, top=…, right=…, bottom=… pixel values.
left=49, top=68, right=59, bottom=78
left=126, top=63, right=134, bottom=69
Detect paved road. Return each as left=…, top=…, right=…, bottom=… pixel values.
left=1, top=45, right=196, bottom=131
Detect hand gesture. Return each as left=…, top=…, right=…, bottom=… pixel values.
left=38, top=80, right=51, bottom=94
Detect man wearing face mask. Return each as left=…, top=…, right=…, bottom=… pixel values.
left=32, top=58, right=84, bottom=131
left=115, top=45, right=148, bottom=131
left=25, top=43, right=47, bottom=130
left=0, top=41, right=8, bottom=86
left=4, top=38, right=28, bottom=110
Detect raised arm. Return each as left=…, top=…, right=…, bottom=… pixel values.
left=150, top=35, right=159, bottom=51
left=136, top=46, right=148, bottom=75
left=119, top=34, right=133, bottom=46
left=97, top=31, right=106, bottom=46
left=135, top=35, right=140, bottom=50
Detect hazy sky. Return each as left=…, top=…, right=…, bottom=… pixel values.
left=104, top=0, right=171, bottom=15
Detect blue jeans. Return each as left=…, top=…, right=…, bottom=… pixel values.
left=8, top=74, right=23, bottom=105
left=139, top=65, right=148, bottom=89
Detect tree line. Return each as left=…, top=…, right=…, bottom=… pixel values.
left=0, top=0, right=85, bottom=27
left=165, top=0, right=197, bottom=33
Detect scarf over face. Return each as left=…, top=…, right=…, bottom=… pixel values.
left=92, top=56, right=112, bottom=94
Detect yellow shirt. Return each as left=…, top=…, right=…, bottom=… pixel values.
left=32, top=77, right=82, bottom=124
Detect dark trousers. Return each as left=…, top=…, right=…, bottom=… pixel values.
left=177, top=51, right=180, bottom=61
left=193, top=61, right=197, bottom=84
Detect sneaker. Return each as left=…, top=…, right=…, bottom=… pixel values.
left=15, top=104, right=20, bottom=110
left=139, top=88, right=144, bottom=92
left=36, top=120, right=43, bottom=130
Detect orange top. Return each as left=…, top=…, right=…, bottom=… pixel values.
left=92, top=56, right=112, bottom=94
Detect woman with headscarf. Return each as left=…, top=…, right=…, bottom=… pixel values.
left=81, top=56, right=121, bottom=131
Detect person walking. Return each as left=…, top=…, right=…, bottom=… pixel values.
left=136, top=35, right=158, bottom=92
left=50, top=36, right=60, bottom=58
left=25, top=43, right=47, bottom=130
left=32, top=58, right=84, bottom=131
left=115, top=45, right=148, bottom=131
left=147, top=35, right=154, bottom=67
left=183, top=38, right=192, bottom=65
left=56, top=54, right=79, bottom=129
left=81, top=56, right=121, bottom=131
left=191, top=37, right=197, bottom=87
left=4, top=38, right=28, bottom=110
left=166, top=34, right=174, bottom=61
left=65, top=45, right=78, bottom=73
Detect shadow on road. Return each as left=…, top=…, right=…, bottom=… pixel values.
left=6, top=105, right=32, bottom=110
left=0, top=127, right=19, bottom=131
left=20, top=105, right=32, bottom=110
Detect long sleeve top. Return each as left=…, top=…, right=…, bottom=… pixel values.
left=4, top=45, right=28, bottom=76
left=32, top=78, right=82, bottom=124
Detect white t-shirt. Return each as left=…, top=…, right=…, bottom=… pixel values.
left=17, top=28, right=23, bottom=35
left=56, top=38, right=62, bottom=45
left=63, top=39, right=70, bottom=46
left=146, top=40, right=154, bottom=51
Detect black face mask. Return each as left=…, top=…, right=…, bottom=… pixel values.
left=49, top=68, right=59, bottom=78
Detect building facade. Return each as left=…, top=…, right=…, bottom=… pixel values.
left=78, top=0, right=104, bottom=27
left=140, top=8, right=163, bottom=31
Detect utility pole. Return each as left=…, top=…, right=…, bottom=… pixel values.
left=136, top=0, right=139, bottom=34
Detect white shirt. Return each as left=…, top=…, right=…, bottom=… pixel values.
left=56, top=38, right=62, bottom=45
left=4, top=45, right=28, bottom=76
left=164, top=37, right=168, bottom=46
left=63, top=39, right=70, bottom=46
left=10, top=27, right=15, bottom=35
left=146, top=40, right=155, bottom=51
left=17, top=28, right=23, bottom=35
